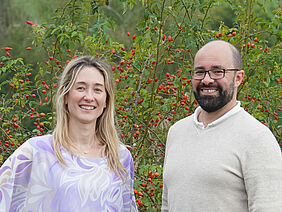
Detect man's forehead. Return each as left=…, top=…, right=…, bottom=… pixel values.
left=194, top=43, right=233, bottom=67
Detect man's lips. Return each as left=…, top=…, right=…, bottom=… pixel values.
left=200, top=88, right=218, bottom=93
left=197, top=85, right=220, bottom=95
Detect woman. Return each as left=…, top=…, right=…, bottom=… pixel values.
left=0, top=56, right=137, bottom=211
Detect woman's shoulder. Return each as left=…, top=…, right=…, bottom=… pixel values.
left=118, top=144, right=133, bottom=161
left=25, top=134, right=54, bottom=153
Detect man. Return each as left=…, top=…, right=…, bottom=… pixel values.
left=161, top=40, right=282, bottom=211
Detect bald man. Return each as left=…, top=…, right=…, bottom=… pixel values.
left=161, top=40, right=282, bottom=212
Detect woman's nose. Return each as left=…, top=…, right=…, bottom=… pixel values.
left=84, top=91, right=95, bottom=101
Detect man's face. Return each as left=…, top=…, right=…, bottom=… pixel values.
left=192, top=43, right=237, bottom=113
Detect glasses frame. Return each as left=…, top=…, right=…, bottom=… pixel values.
left=191, top=68, right=239, bottom=80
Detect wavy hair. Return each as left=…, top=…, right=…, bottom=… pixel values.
left=52, top=56, right=125, bottom=179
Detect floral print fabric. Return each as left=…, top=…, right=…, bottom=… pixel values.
left=0, top=135, right=137, bottom=212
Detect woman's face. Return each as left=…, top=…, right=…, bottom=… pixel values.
left=65, top=66, right=107, bottom=126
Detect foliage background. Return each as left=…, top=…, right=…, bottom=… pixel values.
left=0, top=0, right=281, bottom=210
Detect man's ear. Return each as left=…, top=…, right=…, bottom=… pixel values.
left=234, top=70, right=244, bottom=88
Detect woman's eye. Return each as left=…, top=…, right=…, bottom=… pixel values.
left=95, top=88, right=103, bottom=92
left=77, top=87, right=85, bottom=91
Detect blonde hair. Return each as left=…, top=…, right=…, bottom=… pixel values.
left=52, top=56, right=126, bottom=179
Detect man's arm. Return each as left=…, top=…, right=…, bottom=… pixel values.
left=161, top=182, right=169, bottom=212
left=242, top=132, right=282, bottom=212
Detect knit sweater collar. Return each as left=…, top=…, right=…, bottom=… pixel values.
left=193, top=101, right=242, bottom=129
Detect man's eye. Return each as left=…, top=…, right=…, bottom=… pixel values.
left=195, top=71, right=205, bottom=75
left=213, top=69, right=224, bottom=74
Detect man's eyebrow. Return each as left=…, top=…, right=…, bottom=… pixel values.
left=211, top=65, right=223, bottom=69
left=194, top=65, right=223, bottom=70
left=194, top=66, right=205, bottom=70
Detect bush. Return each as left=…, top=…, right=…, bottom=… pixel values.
left=0, top=0, right=281, bottom=210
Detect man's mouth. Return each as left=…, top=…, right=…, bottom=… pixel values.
left=201, top=88, right=218, bottom=93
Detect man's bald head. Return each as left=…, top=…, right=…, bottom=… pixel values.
left=195, top=40, right=243, bottom=70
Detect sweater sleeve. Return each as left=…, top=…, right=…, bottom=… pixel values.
left=0, top=141, right=33, bottom=212
left=241, top=130, right=282, bottom=212
left=161, top=126, right=173, bottom=212
left=161, top=182, right=169, bottom=212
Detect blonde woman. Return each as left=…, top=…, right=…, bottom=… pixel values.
left=0, top=56, right=137, bottom=211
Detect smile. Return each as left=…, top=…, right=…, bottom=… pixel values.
left=201, top=89, right=217, bottom=93
left=79, top=105, right=96, bottom=110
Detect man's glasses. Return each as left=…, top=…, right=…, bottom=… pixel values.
left=191, top=68, right=239, bottom=80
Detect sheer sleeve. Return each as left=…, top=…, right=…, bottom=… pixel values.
left=120, top=147, right=138, bottom=211
left=0, top=142, right=33, bottom=211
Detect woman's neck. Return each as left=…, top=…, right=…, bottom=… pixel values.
left=68, top=120, right=104, bottom=157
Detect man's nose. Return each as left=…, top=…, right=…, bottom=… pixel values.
left=201, top=71, right=214, bottom=85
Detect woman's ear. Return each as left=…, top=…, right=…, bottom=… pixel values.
left=234, top=70, right=244, bottom=88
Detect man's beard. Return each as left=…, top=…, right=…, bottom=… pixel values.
left=193, top=82, right=234, bottom=113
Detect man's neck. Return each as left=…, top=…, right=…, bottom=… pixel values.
left=198, top=100, right=237, bottom=127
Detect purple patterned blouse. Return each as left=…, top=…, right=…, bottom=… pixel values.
left=0, top=135, right=137, bottom=211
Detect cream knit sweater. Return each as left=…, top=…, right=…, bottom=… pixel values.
left=162, top=105, right=282, bottom=212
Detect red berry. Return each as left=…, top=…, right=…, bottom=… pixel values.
left=132, top=34, right=136, bottom=39
left=254, top=37, right=258, bottom=42
left=26, top=21, right=34, bottom=25
left=168, top=35, right=172, bottom=42
left=112, top=50, right=116, bottom=54
left=49, top=56, right=53, bottom=60
left=127, top=32, right=130, bottom=36
left=4, top=47, right=13, bottom=51
left=26, top=47, right=31, bottom=50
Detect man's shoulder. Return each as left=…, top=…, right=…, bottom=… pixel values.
left=233, top=109, right=277, bottom=142
left=236, top=109, right=272, bottom=131
left=171, top=114, right=194, bottom=128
